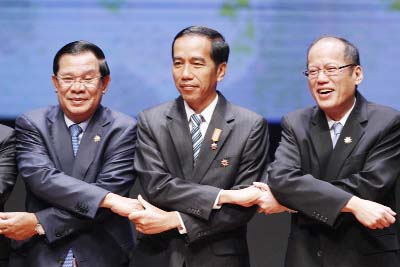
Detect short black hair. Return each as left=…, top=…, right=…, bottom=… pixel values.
left=53, top=40, right=110, bottom=76
left=172, top=26, right=230, bottom=67
left=307, top=35, right=360, bottom=66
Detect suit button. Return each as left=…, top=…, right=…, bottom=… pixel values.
left=317, top=250, right=323, bottom=257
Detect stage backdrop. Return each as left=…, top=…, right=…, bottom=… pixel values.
left=1, top=0, right=400, bottom=123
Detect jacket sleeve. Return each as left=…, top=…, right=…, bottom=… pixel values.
left=16, top=114, right=136, bottom=221
left=0, top=127, right=17, bottom=208
left=137, top=113, right=269, bottom=243
left=268, top=114, right=400, bottom=227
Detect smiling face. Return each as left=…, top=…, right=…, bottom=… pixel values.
left=307, top=38, right=363, bottom=120
left=52, top=51, right=110, bottom=123
left=172, top=35, right=226, bottom=113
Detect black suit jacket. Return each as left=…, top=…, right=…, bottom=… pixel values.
left=132, top=93, right=269, bottom=267
left=11, top=105, right=137, bottom=267
left=0, top=125, right=17, bottom=263
left=268, top=92, right=400, bottom=267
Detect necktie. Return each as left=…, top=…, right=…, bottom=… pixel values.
left=190, top=114, right=203, bottom=162
left=332, top=122, right=343, bottom=148
left=69, top=124, right=83, bottom=157
left=62, top=124, right=82, bottom=267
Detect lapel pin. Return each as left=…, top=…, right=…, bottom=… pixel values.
left=93, top=135, right=101, bottom=143
left=344, top=137, right=352, bottom=144
left=211, top=128, right=222, bottom=150
left=220, top=158, right=229, bottom=167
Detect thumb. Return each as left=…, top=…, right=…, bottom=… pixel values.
left=138, top=194, right=153, bottom=210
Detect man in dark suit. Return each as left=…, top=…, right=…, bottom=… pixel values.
left=0, top=41, right=141, bottom=267
left=0, top=125, right=17, bottom=267
left=260, top=36, right=400, bottom=267
left=127, top=26, right=269, bottom=267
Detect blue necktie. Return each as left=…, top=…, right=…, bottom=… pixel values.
left=70, top=124, right=82, bottom=157
left=332, top=122, right=343, bottom=148
left=190, top=114, right=203, bottom=162
left=62, top=124, right=82, bottom=267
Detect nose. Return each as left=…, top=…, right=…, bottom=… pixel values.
left=316, top=69, right=329, bottom=83
left=70, top=80, right=86, bottom=92
left=181, top=65, right=193, bottom=80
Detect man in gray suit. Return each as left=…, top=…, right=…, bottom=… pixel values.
left=127, top=26, right=269, bottom=267
left=0, top=41, right=141, bottom=267
left=0, top=125, right=17, bottom=267
left=257, top=36, right=400, bottom=267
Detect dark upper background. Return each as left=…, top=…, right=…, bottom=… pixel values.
left=2, top=1, right=400, bottom=266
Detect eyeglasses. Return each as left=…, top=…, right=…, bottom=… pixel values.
left=303, top=64, right=357, bottom=79
left=56, top=76, right=103, bottom=88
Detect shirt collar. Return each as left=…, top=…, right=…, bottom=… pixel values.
left=64, top=115, right=90, bottom=132
left=326, top=97, right=356, bottom=129
left=184, top=94, right=219, bottom=124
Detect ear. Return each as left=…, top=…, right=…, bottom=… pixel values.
left=216, top=62, right=227, bottom=82
left=353, top=65, right=363, bottom=86
left=51, top=75, right=59, bottom=92
left=101, top=75, right=111, bottom=94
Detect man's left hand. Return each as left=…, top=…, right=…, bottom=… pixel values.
left=128, top=195, right=181, bottom=234
left=0, top=212, right=38, bottom=240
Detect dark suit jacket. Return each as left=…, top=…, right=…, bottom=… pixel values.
left=0, top=125, right=17, bottom=264
left=11, top=105, right=137, bottom=267
left=268, top=92, right=400, bottom=267
left=131, top=93, right=269, bottom=267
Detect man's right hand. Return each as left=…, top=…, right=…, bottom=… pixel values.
left=100, top=193, right=144, bottom=217
left=342, top=196, right=396, bottom=229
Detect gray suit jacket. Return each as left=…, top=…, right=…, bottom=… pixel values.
left=268, top=92, right=400, bottom=267
left=11, top=105, right=137, bottom=267
left=132, top=93, right=269, bottom=267
left=0, top=125, right=17, bottom=263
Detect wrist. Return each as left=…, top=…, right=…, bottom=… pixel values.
left=100, top=193, right=115, bottom=209
left=342, top=196, right=359, bottom=213
left=218, top=190, right=234, bottom=205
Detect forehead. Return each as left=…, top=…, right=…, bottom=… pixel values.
left=308, top=39, right=346, bottom=65
left=58, top=52, right=100, bottom=74
left=173, top=35, right=212, bottom=59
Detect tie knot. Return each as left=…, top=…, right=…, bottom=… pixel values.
left=332, top=122, right=343, bottom=136
left=69, top=124, right=83, bottom=137
left=190, top=114, right=202, bottom=127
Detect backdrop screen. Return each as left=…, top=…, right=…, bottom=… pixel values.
left=1, top=0, right=400, bottom=122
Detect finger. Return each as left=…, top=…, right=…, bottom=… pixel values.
left=128, top=210, right=145, bottom=221
left=0, top=213, right=9, bottom=220
left=253, top=182, right=269, bottom=191
left=138, top=195, right=153, bottom=210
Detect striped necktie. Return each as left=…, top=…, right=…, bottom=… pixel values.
left=332, top=122, right=343, bottom=148
left=69, top=124, right=83, bottom=157
left=190, top=114, right=203, bottom=162
left=62, top=124, right=82, bottom=267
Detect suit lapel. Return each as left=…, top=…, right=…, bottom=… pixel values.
left=324, top=95, right=367, bottom=181
left=166, top=98, right=193, bottom=180
left=191, top=95, right=233, bottom=184
left=48, top=107, right=75, bottom=176
left=72, top=106, right=108, bottom=180
left=309, top=107, right=333, bottom=178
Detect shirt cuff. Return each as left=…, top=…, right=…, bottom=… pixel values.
left=212, top=190, right=223, bottom=209
left=175, top=211, right=187, bottom=234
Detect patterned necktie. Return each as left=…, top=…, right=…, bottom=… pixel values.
left=332, top=122, right=343, bottom=148
left=69, top=124, right=83, bottom=157
left=190, top=114, right=203, bottom=162
left=62, top=124, right=82, bottom=267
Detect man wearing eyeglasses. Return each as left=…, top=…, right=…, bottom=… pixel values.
left=256, top=36, right=400, bottom=267
left=0, top=41, right=142, bottom=267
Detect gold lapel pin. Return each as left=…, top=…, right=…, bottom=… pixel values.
left=220, top=158, right=229, bottom=167
left=211, top=128, right=222, bottom=150
left=93, top=135, right=101, bottom=143
left=344, top=137, right=352, bottom=144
